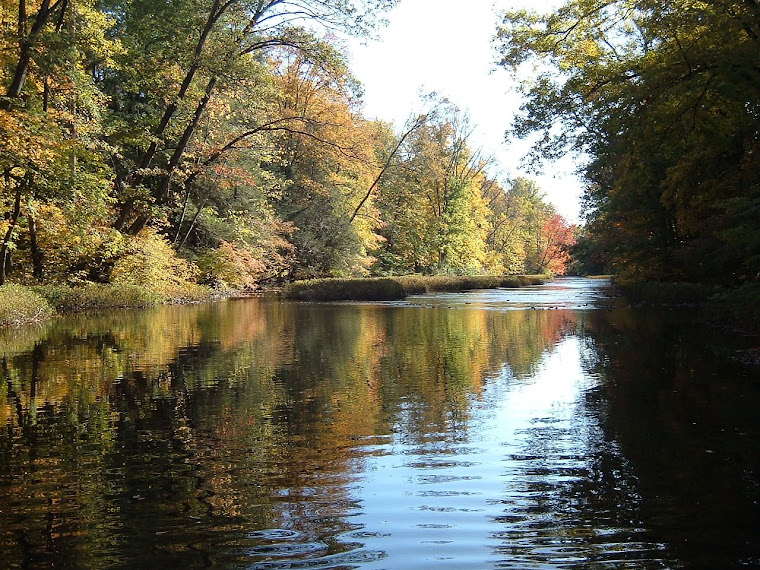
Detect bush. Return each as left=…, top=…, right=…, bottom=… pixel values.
left=0, top=284, right=54, bottom=326
left=395, top=274, right=546, bottom=295
left=708, top=282, right=760, bottom=330
left=35, top=283, right=163, bottom=311
left=197, top=241, right=266, bottom=290
left=617, top=280, right=713, bottom=304
left=282, top=274, right=548, bottom=301
left=111, top=228, right=199, bottom=295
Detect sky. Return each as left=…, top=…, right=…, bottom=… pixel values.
left=343, top=0, right=583, bottom=223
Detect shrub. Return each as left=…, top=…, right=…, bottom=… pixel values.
left=0, top=284, right=54, bottom=326
left=617, top=280, right=712, bottom=304
left=282, top=274, right=548, bottom=301
left=34, top=281, right=212, bottom=313
left=395, top=274, right=546, bottom=294
left=197, top=241, right=265, bottom=290
left=35, top=283, right=162, bottom=311
left=111, top=228, right=199, bottom=295
left=708, top=282, right=760, bottom=330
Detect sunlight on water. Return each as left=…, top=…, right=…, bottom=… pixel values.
left=347, top=337, right=656, bottom=569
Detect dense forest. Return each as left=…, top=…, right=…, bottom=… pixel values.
left=0, top=0, right=574, bottom=298
left=498, top=0, right=760, bottom=302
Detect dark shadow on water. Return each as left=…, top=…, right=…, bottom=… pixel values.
left=0, top=281, right=757, bottom=568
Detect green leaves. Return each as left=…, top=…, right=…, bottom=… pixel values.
left=497, top=0, right=760, bottom=285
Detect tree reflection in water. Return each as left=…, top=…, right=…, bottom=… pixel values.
left=0, top=287, right=758, bottom=568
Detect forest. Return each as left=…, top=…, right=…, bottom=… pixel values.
left=497, top=0, right=760, bottom=313
left=0, top=0, right=574, bottom=310
left=3, top=0, right=758, bottom=325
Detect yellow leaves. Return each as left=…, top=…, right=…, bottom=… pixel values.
left=0, top=109, right=59, bottom=172
left=111, top=228, right=199, bottom=293
left=198, top=240, right=266, bottom=290
left=28, top=202, right=124, bottom=283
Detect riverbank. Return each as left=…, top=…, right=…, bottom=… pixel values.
left=0, top=282, right=216, bottom=327
left=1, top=275, right=549, bottom=327
left=281, top=274, right=549, bottom=301
left=615, top=279, right=760, bottom=333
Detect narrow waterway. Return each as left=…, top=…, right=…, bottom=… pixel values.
left=0, top=278, right=758, bottom=568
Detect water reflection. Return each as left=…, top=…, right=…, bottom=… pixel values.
left=0, top=280, right=758, bottom=568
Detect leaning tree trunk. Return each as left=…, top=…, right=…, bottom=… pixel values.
left=1, top=0, right=60, bottom=109
left=127, top=76, right=218, bottom=235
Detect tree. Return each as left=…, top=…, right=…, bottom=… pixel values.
left=482, top=176, right=542, bottom=274
left=102, top=0, right=397, bottom=235
left=0, top=0, right=117, bottom=284
left=374, top=104, right=490, bottom=274
left=496, top=0, right=760, bottom=285
left=271, top=48, right=383, bottom=277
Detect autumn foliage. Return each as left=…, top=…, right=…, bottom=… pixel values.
left=0, top=0, right=574, bottom=297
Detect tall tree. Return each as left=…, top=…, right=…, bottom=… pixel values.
left=374, top=105, right=490, bottom=274
left=272, top=49, right=382, bottom=277
left=496, top=0, right=760, bottom=285
left=0, top=0, right=117, bottom=284
left=102, top=0, right=397, bottom=235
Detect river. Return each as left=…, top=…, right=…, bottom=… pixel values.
left=0, top=277, right=758, bottom=568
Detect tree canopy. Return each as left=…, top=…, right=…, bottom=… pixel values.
left=0, top=0, right=574, bottom=290
left=497, top=0, right=760, bottom=287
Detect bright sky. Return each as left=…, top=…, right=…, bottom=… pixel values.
left=345, top=0, right=583, bottom=223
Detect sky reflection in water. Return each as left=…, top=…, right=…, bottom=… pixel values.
left=0, top=278, right=757, bottom=569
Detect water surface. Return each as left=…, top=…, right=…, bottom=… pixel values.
left=1, top=278, right=758, bottom=568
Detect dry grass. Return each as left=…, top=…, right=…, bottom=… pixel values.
left=0, top=284, right=54, bottom=326
left=282, top=278, right=406, bottom=301
left=282, top=274, right=548, bottom=301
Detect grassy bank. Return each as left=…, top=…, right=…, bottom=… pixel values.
left=35, top=283, right=212, bottom=312
left=3, top=274, right=548, bottom=326
left=1, top=282, right=214, bottom=327
left=0, top=284, right=55, bottom=326
left=282, top=274, right=548, bottom=301
left=394, top=274, right=547, bottom=295
left=616, top=280, right=714, bottom=305
left=281, top=278, right=406, bottom=301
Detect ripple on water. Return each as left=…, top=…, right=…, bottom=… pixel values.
left=245, top=541, right=329, bottom=558
left=251, top=548, right=387, bottom=569
left=246, top=529, right=305, bottom=541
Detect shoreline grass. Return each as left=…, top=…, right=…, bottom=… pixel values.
left=3, top=274, right=549, bottom=326
left=0, top=284, right=55, bottom=327
left=281, top=277, right=407, bottom=301
left=282, top=274, right=548, bottom=301
left=1, top=282, right=217, bottom=328
left=394, top=274, right=547, bottom=295
left=615, top=280, right=714, bottom=305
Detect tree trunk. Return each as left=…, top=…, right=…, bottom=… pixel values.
left=1, top=0, right=55, bottom=108
left=0, top=186, right=23, bottom=285
left=178, top=201, right=206, bottom=250
left=28, top=211, right=43, bottom=282
left=117, top=0, right=223, bottom=230
left=127, top=76, right=218, bottom=235
left=173, top=186, right=193, bottom=245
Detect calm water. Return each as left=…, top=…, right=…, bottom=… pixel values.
left=1, top=278, right=758, bottom=569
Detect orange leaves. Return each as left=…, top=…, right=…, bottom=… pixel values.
left=539, top=213, right=576, bottom=275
